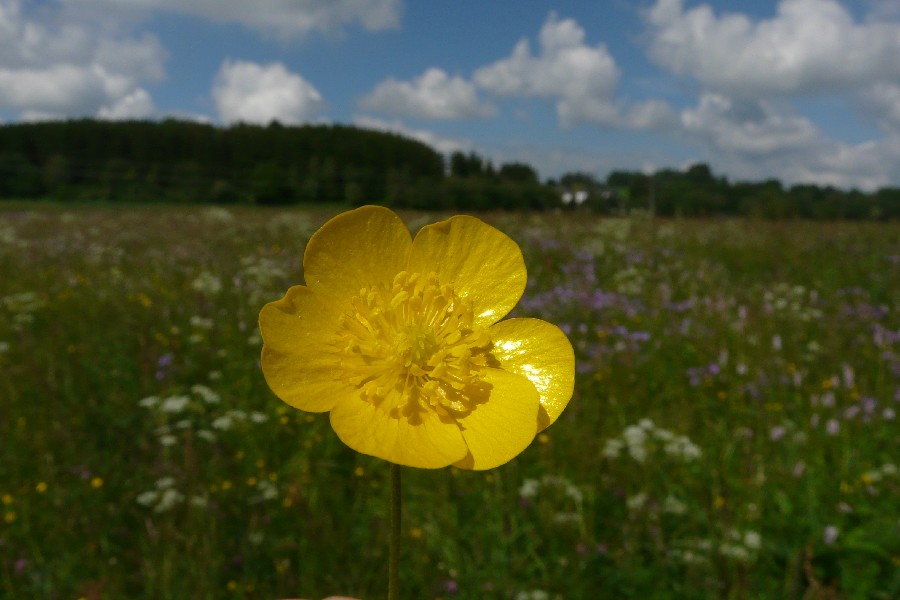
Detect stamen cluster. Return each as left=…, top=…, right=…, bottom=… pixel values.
left=335, top=271, right=493, bottom=419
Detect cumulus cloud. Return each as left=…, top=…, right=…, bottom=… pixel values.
left=474, top=12, right=622, bottom=126
left=675, top=93, right=899, bottom=190
left=680, top=94, right=820, bottom=155
left=353, top=115, right=470, bottom=155
left=359, top=68, right=495, bottom=119
left=645, top=0, right=900, bottom=97
left=66, top=0, right=401, bottom=40
left=0, top=0, right=164, bottom=119
left=97, top=89, right=156, bottom=120
left=213, top=60, right=324, bottom=125
left=859, top=83, right=900, bottom=132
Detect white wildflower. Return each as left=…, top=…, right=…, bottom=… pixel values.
left=191, top=271, right=222, bottom=295
left=189, top=316, right=214, bottom=330
left=743, top=531, right=761, bottom=550
left=626, top=493, right=647, bottom=511
left=160, top=395, right=190, bottom=413
left=515, top=591, right=550, bottom=600
left=191, top=384, right=220, bottom=404
left=154, top=488, right=185, bottom=513
left=602, top=438, right=623, bottom=458
left=662, top=495, right=687, bottom=515
left=212, top=415, right=233, bottom=431
left=138, top=395, right=159, bottom=408
left=519, top=479, right=540, bottom=499
left=136, top=491, right=158, bottom=506
left=156, top=477, right=176, bottom=489
left=552, top=511, right=582, bottom=525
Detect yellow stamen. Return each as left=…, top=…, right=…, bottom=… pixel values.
left=334, top=271, right=493, bottom=418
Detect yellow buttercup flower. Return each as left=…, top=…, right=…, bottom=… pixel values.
left=259, top=206, right=574, bottom=470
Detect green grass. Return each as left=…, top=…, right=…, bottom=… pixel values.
left=1, top=205, right=898, bottom=599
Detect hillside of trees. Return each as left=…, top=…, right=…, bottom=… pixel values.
left=0, top=119, right=556, bottom=210
left=0, top=119, right=897, bottom=219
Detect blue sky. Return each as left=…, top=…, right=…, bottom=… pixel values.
left=2, top=0, right=900, bottom=190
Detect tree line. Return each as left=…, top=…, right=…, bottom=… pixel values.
left=588, top=163, right=900, bottom=220
left=0, top=119, right=555, bottom=210
left=0, top=119, right=897, bottom=219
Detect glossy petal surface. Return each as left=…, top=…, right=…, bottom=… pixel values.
left=329, top=397, right=468, bottom=468
left=303, top=205, right=411, bottom=308
left=453, top=368, right=540, bottom=470
left=488, top=318, right=576, bottom=430
left=259, top=285, right=350, bottom=412
left=408, top=215, right=526, bottom=327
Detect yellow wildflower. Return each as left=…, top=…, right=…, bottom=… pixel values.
left=259, top=206, right=574, bottom=470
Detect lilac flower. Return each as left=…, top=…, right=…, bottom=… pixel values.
left=826, top=419, right=840, bottom=435
left=823, top=525, right=839, bottom=545
left=841, top=364, right=855, bottom=389
left=861, top=396, right=878, bottom=415
left=843, top=405, right=860, bottom=420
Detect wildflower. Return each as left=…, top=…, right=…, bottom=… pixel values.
left=769, top=425, right=787, bottom=441
left=259, top=206, right=574, bottom=470
left=191, top=384, right=220, bottom=404
left=160, top=394, right=190, bottom=413
left=138, top=395, right=159, bottom=408
left=191, top=271, right=222, bottom=295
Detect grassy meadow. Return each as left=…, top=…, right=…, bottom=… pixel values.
left=1, top=204, right=898, bottom=599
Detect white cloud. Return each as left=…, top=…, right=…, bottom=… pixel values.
left=97, top=89, right=156, bottom=120
left=859, top=83, right=900, bottom=132
left=65, top=0, right=401, bottom=40
left=474, top=12, right=622, bottom=126
left=645, top=0, right=900, bottom=97
left=680, top=93, right=820, bottom=155
left=0, top=0, right=164, bottom=119
left=359, top=68, right=495, bottom=119
left=353, top=115, right=470, bottom=155
left=213, top=60, right=324, bottom=125
left=676, top=93, right=898, bottom=190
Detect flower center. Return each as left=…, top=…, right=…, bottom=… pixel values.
left=334, top=271, right=494, bottom=419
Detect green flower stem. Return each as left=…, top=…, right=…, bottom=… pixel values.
left=389, top=462, right=401, bottom=600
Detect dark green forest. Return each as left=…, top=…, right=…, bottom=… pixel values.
left=1, top=119, right=898, bottom=219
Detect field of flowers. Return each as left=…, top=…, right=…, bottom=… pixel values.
left=1, top=204, right=898, bottom=600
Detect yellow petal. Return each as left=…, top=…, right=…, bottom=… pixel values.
left=259, top=285, right=341, bottom=353
left=487, top=318, right=575, bottom=431
left=408, top=215, right=526, bottom=328
left=329, top=397, right=468, bottom=469
left=303, top=205, right=411, bottom=307
left=453, top=368, right=540, bottom=470
left=259, top=285, right=349, bottom=413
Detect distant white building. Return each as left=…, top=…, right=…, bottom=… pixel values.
left=561, top=189, right=589, bottom=205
